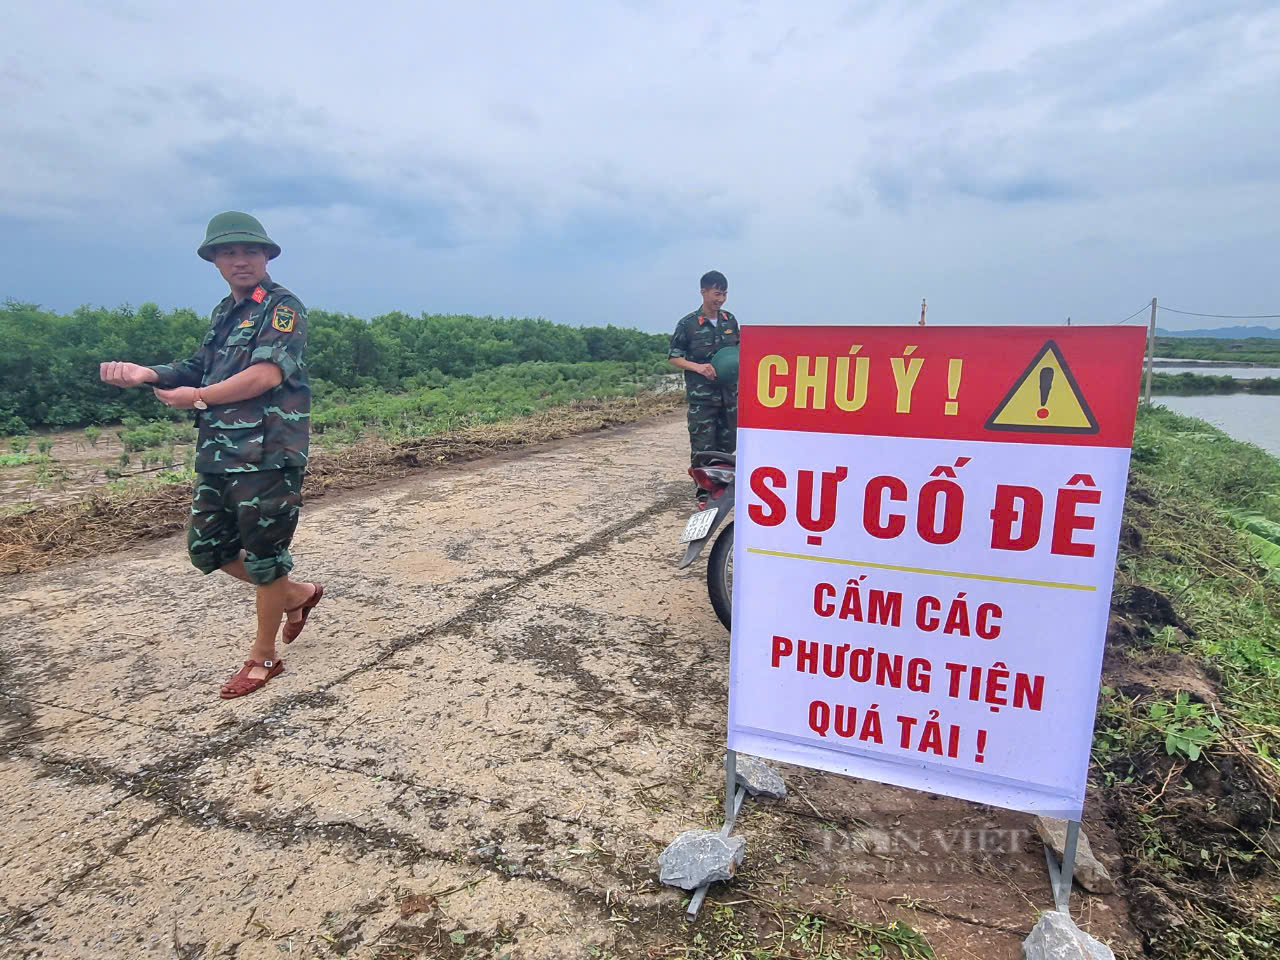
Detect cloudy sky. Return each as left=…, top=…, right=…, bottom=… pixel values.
left=3, top=0, right=1278, bottom=332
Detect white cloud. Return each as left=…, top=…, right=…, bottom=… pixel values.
left=2, top=0, right=1278, bottom=328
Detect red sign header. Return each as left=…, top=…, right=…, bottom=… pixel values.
left=738, top=326, right=1146, bottom=448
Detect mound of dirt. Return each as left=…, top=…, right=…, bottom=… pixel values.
left=1101, top=581, right=1277, bottom=953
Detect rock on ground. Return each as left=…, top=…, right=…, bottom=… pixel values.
left=733, top=755, right=786, bottom=799
left=1033, top=816, right=1115, bottom=893
left=1022, top=910, right=1115, bottom=960
left=658, top=829, right=746, bottom=890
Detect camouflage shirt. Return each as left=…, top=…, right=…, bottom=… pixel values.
left=149, top=277, right=310, bottom=473
left=668, top=308, right=741, bottom=389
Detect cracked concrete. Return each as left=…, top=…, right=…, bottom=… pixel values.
left=0, top=417, right=1140, bottom=958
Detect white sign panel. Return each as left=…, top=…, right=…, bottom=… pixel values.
left=728, top=326, right=1147, bottom=817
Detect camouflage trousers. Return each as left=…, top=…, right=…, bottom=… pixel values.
left=686, top=381, right=738, bottom=464
left=187, top=468, right=304, bottom=585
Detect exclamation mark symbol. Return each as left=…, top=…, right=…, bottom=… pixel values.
left=945, top=359, right=963, bottom=416
left=974, top=729, right=988, bottom=764
left=1037, top=367, right=1054, bottom=420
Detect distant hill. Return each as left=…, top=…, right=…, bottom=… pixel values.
left=1157, top=325, right=1280, bottom=339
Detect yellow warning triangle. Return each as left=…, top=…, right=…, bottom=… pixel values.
left=984, top=340, right=1099, bottom=434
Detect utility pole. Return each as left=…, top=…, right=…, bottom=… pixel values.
left=919, top=299, right=927, bottom=326
left=1144, top=297, right=1157, bottom=404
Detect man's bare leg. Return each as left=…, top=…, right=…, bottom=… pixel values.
left=220, top=578, right=291, bottom=688
left=221, top=552, right=313, bottom=622
left=217, top=555, right=314, bottom=687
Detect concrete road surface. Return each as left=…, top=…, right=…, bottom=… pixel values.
left=0, top=416, right=1138, bottom=959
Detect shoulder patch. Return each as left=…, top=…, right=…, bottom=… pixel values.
left=271, top=304, right=297, bottom=333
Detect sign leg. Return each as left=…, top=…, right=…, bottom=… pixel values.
left=725, top=750, right=738, bottom=829
left=688, top=752, right=746, bottom=918
left=1044, top=819, right=1081, bottom=913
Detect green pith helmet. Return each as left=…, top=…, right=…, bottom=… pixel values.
left=197, top=211, right=281, bottom=262
left=711, top=344, right=739, bottom=382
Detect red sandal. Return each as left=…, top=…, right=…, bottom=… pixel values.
left=282, top=583, right=324, bottom=644
left=220, top=658, right=284, bottom=699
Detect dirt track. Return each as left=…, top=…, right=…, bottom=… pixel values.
left=0, top=416, right=1140, bottom=959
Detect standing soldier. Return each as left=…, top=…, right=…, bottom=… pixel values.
left=98, top=211, right=323, bottom=699
left=667, top=270, right=741, bottom=506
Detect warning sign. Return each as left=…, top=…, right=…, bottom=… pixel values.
left=738, top=326, right=1146, bottom=448
left=985, top=341, right=1098, bottom=434
left=730, top=325, right=1147, bottom=818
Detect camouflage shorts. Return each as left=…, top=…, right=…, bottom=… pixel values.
left=187, top=468, right=304, bottom=585
left=686, top=381, right=738, bottom=463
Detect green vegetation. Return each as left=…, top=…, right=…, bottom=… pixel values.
left=0, top=299, right=668, bottom=432
left=1154, top=336, right=1280, bottom=365
left=1152, top=372, right=1280, bottom=394
left=313, top=359, right=670, bottom=446
left=117, top=418, right=195, bottom=452
left=1, top=357, right=674, bottom=500
left=0, top=300, right=671, bottom=498
left=103, top=467, right=195, bottom=496
left=31, top=460, right=69, bottom=490
left=1225, top=510, right=1280, bottom=576
left=1095, top=404, right=1280, bottom=957
left=656, top=901, right=933, bottom=959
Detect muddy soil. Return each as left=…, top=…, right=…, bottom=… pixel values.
left=0, top=417, right=1140, bottom=959
left=0, top=425, right=193, bottom=510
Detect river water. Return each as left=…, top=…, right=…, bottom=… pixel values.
left=1147, top=362, right=1280, bottom=456
left=1155, top=394, right=1280, bottom=457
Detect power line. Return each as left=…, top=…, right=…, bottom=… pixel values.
left=1111, top=304, right=1152, bottom=325
left=1158, top=305, right=1280, bottom=320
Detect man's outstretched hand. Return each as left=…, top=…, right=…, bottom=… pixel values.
left=99, top=362, right=157, bottom=387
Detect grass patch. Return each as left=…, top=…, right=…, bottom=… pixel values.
left=654, top=900, right=933, bottom=959
left=103, top=468, right=195, bottom=496
left=0, top=452, right=37, bottom=467
left=117, top=419, right=195, bottom=452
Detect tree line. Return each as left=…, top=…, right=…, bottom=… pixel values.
left=1153, top=335, right=1280, bottom=365
left=0, top=300, right=670, bottom=431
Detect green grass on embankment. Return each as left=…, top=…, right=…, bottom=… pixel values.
left=1095, top=404, right=1280, bottom=958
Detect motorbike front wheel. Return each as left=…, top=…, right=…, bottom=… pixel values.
left=707, top=520, right=734, bottom=630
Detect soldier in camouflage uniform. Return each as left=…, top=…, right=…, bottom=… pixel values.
left=99, top=211, right=322, bottom=699
left=668, top=270, right=741, bottom=504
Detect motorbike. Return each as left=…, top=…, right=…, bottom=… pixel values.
left=677, top=451, right=735, bottom=629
